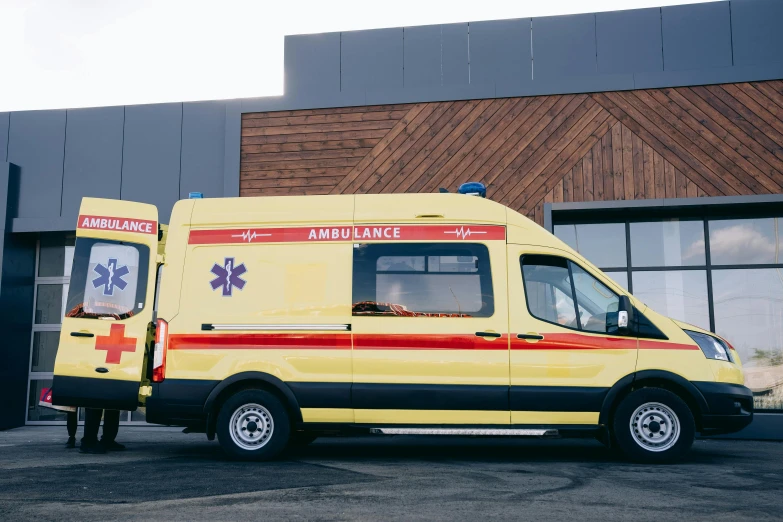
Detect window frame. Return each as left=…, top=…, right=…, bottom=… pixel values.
left=550, top=204, right=783, bottom=413
left=352, top=242, right=495, bottom=318
left=64, top=237, right=151, bottom=321
left=520, top=254, right=627, bottom=336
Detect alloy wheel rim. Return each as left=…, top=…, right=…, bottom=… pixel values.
left=629, top=401, right=680, bottom=452
left=229, top=403, right=274, bottom=451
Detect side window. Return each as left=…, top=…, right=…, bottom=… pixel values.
left=65, top=238, right=150, bottom=320
left=570, top=263, right=620, bottom=333
left=352, top=243, right=494, bottom=317
left=521, top=255, right=621, bottom=334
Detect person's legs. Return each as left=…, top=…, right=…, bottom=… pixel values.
left=66, top=410, right=77, bottom=448
left=80, top=409, right=105, bottom=453
left=100, top=410, right=125, bottom=450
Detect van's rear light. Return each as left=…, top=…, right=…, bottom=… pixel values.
left=152, top=319, right=168, bottom=382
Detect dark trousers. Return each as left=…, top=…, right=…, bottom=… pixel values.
left=67, top=410, right=77, bottom=438
left=82, top=409, right=120, bottom=444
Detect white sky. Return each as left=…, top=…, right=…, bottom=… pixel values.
left=0, top=0, right=715, bottom=112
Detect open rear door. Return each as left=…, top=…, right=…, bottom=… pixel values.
left=53, top=198, right=159, bottom=410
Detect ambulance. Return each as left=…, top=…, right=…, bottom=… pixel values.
left=52, top=184, right=753, bottom=463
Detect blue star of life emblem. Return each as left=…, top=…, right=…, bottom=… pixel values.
left=92, top=258, right=130, bottom=296
left=210, top=257, right=247, bottom=297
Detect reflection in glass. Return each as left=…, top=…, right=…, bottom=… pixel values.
left=709, top=218, right=783, bottom=265
left=630, top=220, right=705, bottom=267
left=28, top=379, right=68, bottom=422
left=31, top=331, right=61, bottom=373
left=632, top=271, right=710, bottom=330
left=713, top=269, right=783, bottom=410
left=34, top=284, right=63, bottom=324
left=571, top=264, right=619, bottom=333
left=38, top=233, right=76, bottom=278
left=604, top=271, right=628, bottom=290
left=554, top=223, right=627, bottom=268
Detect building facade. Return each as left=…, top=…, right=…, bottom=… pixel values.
left=1, top=0, right=782, bottom=435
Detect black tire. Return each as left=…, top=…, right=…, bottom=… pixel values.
left=612, top=387, right=695, bottom=464
left=288, top=431, right=318, bottom=448
left=216, top=389, right=291, bottom=461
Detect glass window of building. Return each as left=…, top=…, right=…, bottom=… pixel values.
left=554, top=214, right=783, bottom=412
left=709, top=218, right=783, bottom=265
left=553, top=223, right=627, bottom=268
left=630, top=220, right=705, bottom=267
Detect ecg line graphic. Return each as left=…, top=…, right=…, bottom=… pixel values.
left=444, top=227, right=486, bottom=239
left=231, top=230, right=272, bottom=242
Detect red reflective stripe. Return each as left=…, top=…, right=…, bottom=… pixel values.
left=188, top=224, right=506, bottom=245
left=166, top=332, right=699, bottom=351
left=168, top=333, right=352, bottom=350
left=638, top=339, right=699, bottom=350
left=511, top=333, right=634, bottom=350
left=511, top=333, right=697, bottom=351
left=354, top=333, right=508, bottom=350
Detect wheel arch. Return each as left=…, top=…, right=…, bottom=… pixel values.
left=204, top=372, right=303, bottom=440
left=599, top=370, right=709, bottom=430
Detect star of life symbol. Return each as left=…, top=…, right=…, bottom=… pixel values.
left=210, top=257, right=247, bottom=296
left=444, top=227, right=486, bottom=240
left=92, top=258, right=129, bottom=296
left=231, top=230, right=272, bottom=243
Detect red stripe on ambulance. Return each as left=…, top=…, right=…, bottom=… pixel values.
left=188, top=224, right=505, bottom=244
left=78, top=214, right=157, bottom=235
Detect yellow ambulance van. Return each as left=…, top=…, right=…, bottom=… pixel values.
left=52, top=185, right=753, bottom=462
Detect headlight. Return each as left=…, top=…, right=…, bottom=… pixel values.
left=684, top=330, right=732, bottom=362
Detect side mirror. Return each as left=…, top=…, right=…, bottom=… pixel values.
left=606, top=295, right=634, bottom=335
left=618, top=295, right=633, bottom=331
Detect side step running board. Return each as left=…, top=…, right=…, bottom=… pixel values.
left=369, top=428, right=559, bottom=437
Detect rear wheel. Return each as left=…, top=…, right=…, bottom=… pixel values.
left=612, top=387, right=695, bottom=463
left=216, top=389, right=290, bottom=461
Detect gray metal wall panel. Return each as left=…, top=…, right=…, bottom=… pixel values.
left=441, top=23, right=469, bottom=86
left=0, top=113, right=8, bottom=163
left=403, top=25, right=441, bottom=88
left=533, top=13, right=597, bottom=78
left=284, top=33, right=341, bottom=96
left=596, top=8, right=663, bottom=74
left=662, top=2, right=732, bottom=71
left=60, top=106, right=124, bottom=222
left=341, top=28, right=403, bottom=92
left=468, top=19, right=531, bottom=88
left=181, top=101, right=225, bottom=199
left=120, top=103, right=182, bottom=223
left=731, top=0, right=783, bottom=67
left=7, top=110, right=66, bottom=218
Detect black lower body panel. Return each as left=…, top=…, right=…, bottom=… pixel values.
left=693, top=381, right=754, bottom=435
left=52, top=375, right=139, bottom=411
left=146, top=379, right=218, bottom=427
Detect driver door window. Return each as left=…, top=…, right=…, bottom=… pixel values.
left=521, top=255, right=620, bottom=335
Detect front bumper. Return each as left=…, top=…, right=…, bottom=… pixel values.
left=693, top=381, right=754, bottom=435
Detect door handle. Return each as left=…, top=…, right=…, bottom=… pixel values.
left=475, top=331, right=502, bottom=338
left=70, top=331, right=94, bottom=338
left=517, top=333, right=544, bottom=340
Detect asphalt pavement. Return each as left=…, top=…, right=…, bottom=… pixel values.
left=0, top=427, right=781, bottom=521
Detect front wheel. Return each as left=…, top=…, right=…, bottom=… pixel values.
left=216, top=389, right=291, bottom=461
left=612, top=387, right=695, bottom=463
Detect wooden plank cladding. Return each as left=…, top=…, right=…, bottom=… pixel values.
left=240, top=81, right=783, bottom=225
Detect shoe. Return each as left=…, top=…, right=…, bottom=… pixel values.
left=102, top=440, right=126, bottom=451
left=79, top=441, right=106, bottom=454
left=65, top=437, right=76, bottom=449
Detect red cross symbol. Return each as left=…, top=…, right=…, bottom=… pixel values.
left=95, top=324, right=137, bottom=364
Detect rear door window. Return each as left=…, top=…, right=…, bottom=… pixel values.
left=353, top=243, right=494, bottom=317
left=65, top=238, right=150, bottom=320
